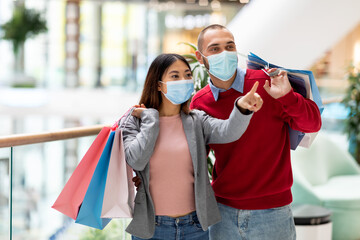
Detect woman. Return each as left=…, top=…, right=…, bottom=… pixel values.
left=123, top=53, right=263, bottom=240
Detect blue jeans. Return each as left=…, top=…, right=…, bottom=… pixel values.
left=132, top=211, right=209, bottom=240
left=209, top=203, right=296, bottom=240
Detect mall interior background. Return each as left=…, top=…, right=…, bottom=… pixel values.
left=0, top=0, right=359, bottom=239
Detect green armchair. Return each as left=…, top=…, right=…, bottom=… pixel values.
left=291, top=132, right=360, bottom=240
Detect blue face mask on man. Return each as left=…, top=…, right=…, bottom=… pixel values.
left=201, top=51, right=238, bottom=81
left=160, top=79, right=194, bottom=105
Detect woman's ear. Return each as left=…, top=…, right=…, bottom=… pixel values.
left=158, top=81, right=167, bottom=94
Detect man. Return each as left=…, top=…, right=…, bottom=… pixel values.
left=190, top=24, right=321, bottom=240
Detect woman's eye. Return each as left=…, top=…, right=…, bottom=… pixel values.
left=186, top=73, right=192, bottom=78
left=171, top=75, right=179, bottom=79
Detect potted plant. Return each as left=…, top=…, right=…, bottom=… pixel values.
left=0, top=2, right=47, bottom=87
left=342, top=64, right=360, bottom=164
left=180, top=42, right=210, bottom=92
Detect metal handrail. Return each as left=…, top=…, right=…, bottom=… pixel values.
left=0, top=97, right=344, bottom=148
left=0, top=125, right=106, bottom=148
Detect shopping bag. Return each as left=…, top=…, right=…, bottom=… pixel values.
left=75, top=131, right=115, bottom=229
left=52, top=127, right=112, bottom=220
left=247, top=52, right=324, bottom=150
left=101, top=128, right=135, bottom=218
left=283, top=70, right=322, bottom=148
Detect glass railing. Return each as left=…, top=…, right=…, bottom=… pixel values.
left=0, top=96, right=346, bottom=240
left=0, top=126, right=132, bottom=240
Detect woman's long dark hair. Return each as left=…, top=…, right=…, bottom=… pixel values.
left=139, top=53, right=191, bottom=113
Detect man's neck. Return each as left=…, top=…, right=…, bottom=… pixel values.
left=210, top=71, right=237, bottom=90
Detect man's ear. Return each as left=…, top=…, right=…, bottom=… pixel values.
left=195, top=51, right=204, bottom=64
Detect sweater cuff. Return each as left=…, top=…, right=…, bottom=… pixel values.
left=235, top=97, right=253, bottom=115
left=276, top=89, right=298, bottom=107
left=233, top=97, right=254, bottom=116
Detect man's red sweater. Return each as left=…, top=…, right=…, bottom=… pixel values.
left=190, top=69, right=321, bottom=210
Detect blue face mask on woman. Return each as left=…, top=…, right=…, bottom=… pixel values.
left=201, top=51, right=238, bottom=81
left=160, top=79, right=194, bottom=105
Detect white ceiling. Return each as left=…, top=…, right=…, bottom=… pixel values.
left=228, top=0, right=360, bottom=69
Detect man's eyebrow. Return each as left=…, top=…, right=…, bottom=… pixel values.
left=207, top=41, right=235, bottom=49
left=207, top=43, right=220, bottom=49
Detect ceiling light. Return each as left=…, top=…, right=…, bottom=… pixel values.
left=167, top=1, right=175, bottom=9
left=211, top=0, right=221, bottom=10
left=199, top=0, right=209, bottom=7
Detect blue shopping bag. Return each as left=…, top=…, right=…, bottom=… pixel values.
left=75, top=131, right=115, bottom=229
left=247, top=52, right=324, bottom=113
left=247, top=52, right=324, bottom=150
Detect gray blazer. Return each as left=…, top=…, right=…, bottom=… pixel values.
left=122, top=100, right=253, bottom=239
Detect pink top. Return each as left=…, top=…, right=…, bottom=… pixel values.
left=149, top=114, right=196, bottom=216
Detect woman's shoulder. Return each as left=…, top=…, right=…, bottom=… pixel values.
left=188, top=109, right=203, bottom=116
left=120, top=114, right=140, bottom=130
left=186, top=109, right=209, bottom=122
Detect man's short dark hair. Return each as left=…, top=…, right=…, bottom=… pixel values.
left=197, top=24, right=228, bottom=52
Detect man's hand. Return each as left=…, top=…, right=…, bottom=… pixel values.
left=237, top=81, right=263, bottom=113
left=131, top=104, right=146, bottom=118
left=263, top=69, right=292, bottom=99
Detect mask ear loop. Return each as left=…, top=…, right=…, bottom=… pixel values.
left=159, top=81, right=167, bottom=96
left=198, top=52, right=210, bottom=79
left=199, top=51, right=207, bottom=59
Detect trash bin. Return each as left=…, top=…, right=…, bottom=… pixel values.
left=292, top=204, right=332, bottom=240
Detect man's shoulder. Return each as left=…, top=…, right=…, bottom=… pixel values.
left=191, top=85, right=212, bottom=108
left=193, top=84, right=212, bottom=98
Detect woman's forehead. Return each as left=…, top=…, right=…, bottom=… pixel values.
left=165, top=60, right=190, bottom=73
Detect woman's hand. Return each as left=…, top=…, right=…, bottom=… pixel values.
left=132, top=175, right=141, bottom=191
left=237, top=81, right=263, bottom=113
left=131, top=104, right=146, bottom=118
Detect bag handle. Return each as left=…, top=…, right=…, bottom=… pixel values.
left=111, top=107, right=135, bottom=130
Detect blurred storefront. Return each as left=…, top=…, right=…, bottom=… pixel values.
left=2, top=0, right=358, bottom=238
left=0, top=0, right=243, bottom=90
left=0, top=1, right=244, bottom=239
left=311, top=22, right=360, bottom=88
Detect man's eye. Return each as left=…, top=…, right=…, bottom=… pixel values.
left=210, top=47, right=218, bottom=52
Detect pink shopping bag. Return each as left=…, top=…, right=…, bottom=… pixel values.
left=101, top=128, right=135, bottom=218
left=52, top=127, right=112, bottom=220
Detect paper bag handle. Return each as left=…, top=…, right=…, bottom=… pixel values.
left=111, top=107, right=135, bottom=130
